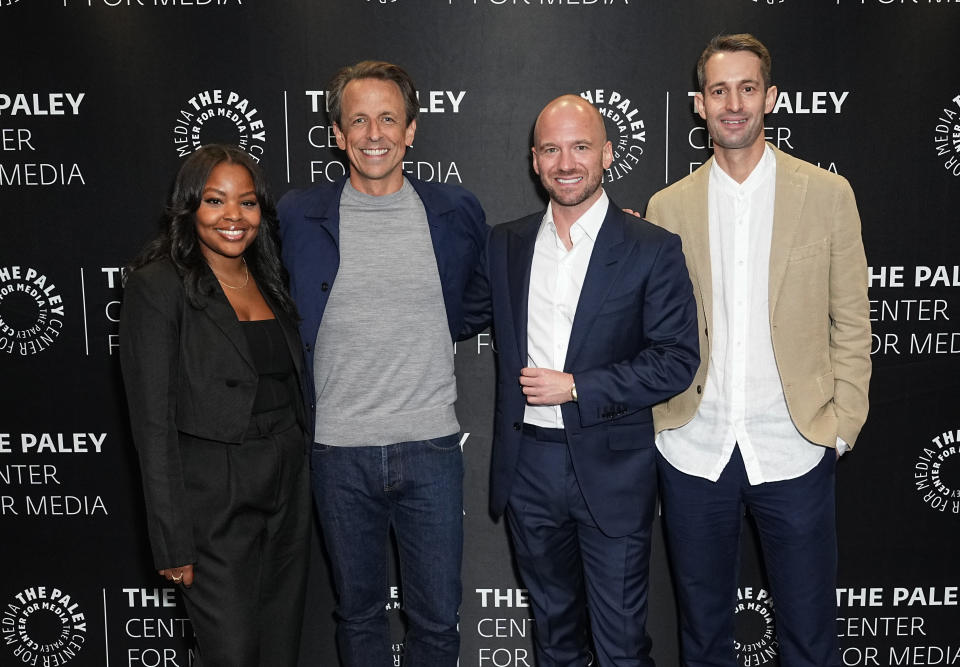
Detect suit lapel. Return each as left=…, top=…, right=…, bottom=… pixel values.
left=507, top=217, right=540, bottom=366
left=768, top=147, right=807, bottom=317
left=682, top=164, right=713, bottom=337
left=564, top=203, right=626, bottom=371
left=197, top=270, right=257, bottom=372
left=265, top=294, right=304, bottom=379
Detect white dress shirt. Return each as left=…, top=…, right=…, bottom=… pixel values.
left=657, top=146, right=826, bottom=484
left=524, top=191, right=609, bottom=429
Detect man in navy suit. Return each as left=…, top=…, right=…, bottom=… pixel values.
left=474, top=95, right=699, bottom=666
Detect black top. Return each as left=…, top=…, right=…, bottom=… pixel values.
left=241, top=319, right=296, bottom=414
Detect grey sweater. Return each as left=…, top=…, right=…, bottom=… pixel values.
left=313, top=180, right=459, bottom=446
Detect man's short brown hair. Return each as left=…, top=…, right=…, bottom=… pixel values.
left=696, top=33, right=772, bottom=92
left=327, top=60, right=419, bottom=127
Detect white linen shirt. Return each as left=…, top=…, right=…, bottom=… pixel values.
left=657, top=146, right=826, bottom=484
left=524, top=192, right=609, bottom=429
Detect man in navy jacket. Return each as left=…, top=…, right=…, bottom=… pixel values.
left=278, top=61, right=486, bottom=667
left=471, top=95, right=699, bottom=666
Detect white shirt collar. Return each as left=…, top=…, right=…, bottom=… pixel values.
left=710, top=144, right=775, bottom=197
left=540, top=189, right=609, bottom=244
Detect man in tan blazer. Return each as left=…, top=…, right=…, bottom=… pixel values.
left=645, top=34, right=871, bottom=667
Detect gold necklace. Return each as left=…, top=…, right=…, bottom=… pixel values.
left=212, top=257, right=249, bottom=290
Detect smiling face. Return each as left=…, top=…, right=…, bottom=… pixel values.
left=695, top=50, right=777, bottom=157
left=194, top=161, right=261, bottom=265
left=333, top=77, right=417, bottom=196
left=531, top=96, right=613, bottom=218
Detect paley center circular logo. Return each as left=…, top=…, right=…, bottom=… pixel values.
left=173, top=89, right=267, bottom=160
left=914, top=428, right=960, bottom=516
left=2, top=586, right=87, bottom=665
left=734, top=587, right=779, bottom=664
left=0, top=265, right=65, bottom=356
left=933, top=93, right=960, bottom=177
left=579, top=88, right=647, bottom=183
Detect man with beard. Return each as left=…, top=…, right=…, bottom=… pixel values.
left=645, top=34, right=871, bottom=666
left=471, top=94, right=699, bottom=666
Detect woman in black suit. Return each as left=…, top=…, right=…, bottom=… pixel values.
left=120, top=144, right=309, bottom=666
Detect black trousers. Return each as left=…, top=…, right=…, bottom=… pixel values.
left=179, top=405, right=311, bottom=667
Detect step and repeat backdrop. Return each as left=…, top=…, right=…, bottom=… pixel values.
left=2, top=1, right=960, bottom=666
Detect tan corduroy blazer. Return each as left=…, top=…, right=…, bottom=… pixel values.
left=646, top=145, right=871, bottom=449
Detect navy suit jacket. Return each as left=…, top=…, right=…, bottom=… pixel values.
left=277, top=175, right=488, bottom=436
left=477, top=200, right=699, bottom=537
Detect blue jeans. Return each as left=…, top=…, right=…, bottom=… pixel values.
left=312, top=434, right=464, bottom=667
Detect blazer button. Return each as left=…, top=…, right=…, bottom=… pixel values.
left=225, top=379, right=239, bottom=387
left=696, top=385, right=702, bottom=394
left=513, top=422, right=521, bottom=431
left=320, top=282, right=329, bottom=292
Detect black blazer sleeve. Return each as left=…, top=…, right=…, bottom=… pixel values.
left=119, top=263, right=196, bottom=570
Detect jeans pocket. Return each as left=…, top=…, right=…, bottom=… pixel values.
left=425, top=433, right=461, bottom=451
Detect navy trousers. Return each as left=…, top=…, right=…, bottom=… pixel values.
left=658, top=446, right=841, bottom=667
left=506, top=425, right=655, bottom=667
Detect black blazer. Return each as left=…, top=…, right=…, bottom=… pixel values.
left=120, top=259, right=305, bottom=569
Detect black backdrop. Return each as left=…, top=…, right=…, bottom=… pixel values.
left=3, top=2, right=960, bottom=666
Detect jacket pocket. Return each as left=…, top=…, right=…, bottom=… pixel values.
left=598, top=290, right=638, bottom=315
left=607, top=420, right=654, bottom=450
left=816, top=370, right=835, bottom=401
left=788, top=237, right=828, bottom=262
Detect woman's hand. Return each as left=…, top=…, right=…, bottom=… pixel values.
left=158, top=564, right=195, bottom=588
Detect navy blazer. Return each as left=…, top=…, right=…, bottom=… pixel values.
left=120, top=259, right=305, bottom=569
left=476, top=201, right=699, bottom=537
left=277, top=175, right=488, bottom=433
